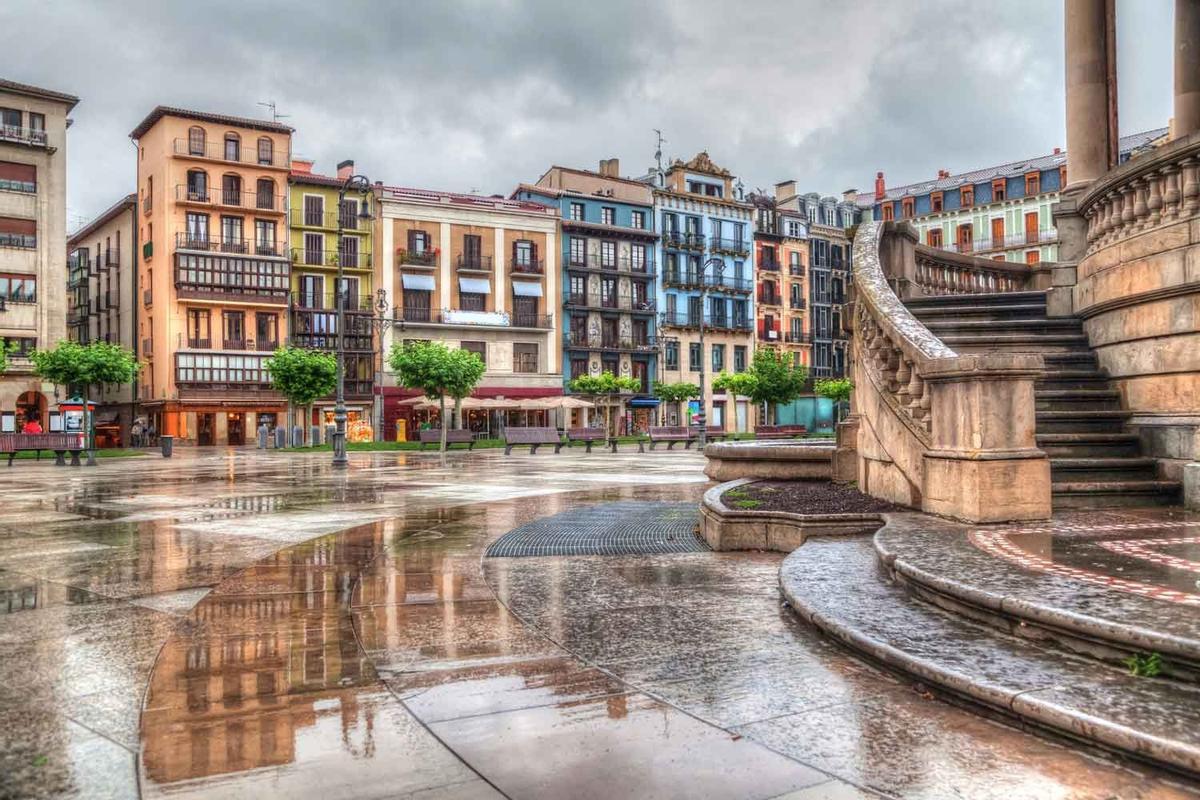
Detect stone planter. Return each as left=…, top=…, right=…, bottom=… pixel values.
left=703, top=440, right=835, bottom=482
left=699, top=478, right=885, bottom=552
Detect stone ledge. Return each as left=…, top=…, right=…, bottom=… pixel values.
left=702, top=441, right=834, bottom=482
left=699, top=479, right=883, bottom=552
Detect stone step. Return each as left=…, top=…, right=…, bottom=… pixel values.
left=921, top=318, right=1084, bottom=335
left=1049, top=457, right=1160, bottom=482
left=1036, top=389, right=1124, bottom=412
left=903, top=290, right=1048, bottom=309
left=1040, top=352, right=1101, bottom=368
left=938, top=332, right=1093, bottom=353
left=905, top=302, right=1051, bottom=322
left=781, top=535, right=1200, bottom=778
left=1036, top=409, right=1132, bottom=434
left=1051, top=480, right=1182, bottom=508
left=1036, top=370, right=1112, bottom=391
left=1036, top=432, right=1143, bottom=458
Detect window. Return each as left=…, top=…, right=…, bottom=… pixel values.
left=600, top=277, right=616, bottom=308
left=1025, top=250, right=1041, bottom=265
left=630, top=243, right=647, bottom=272
left=990, top=217, right=1004, bottom=245
left=460, top=291, right=486, bottom=311
left=631, top=210, right=645, bottom=229
left=901, top=198, right=914, bottom=218
left=601, top=207, right=615, bottom=226
left=187, top=126, right=206, bottom=156
left=187, top=309, right=211, bottom=347
left=28, top=113, right=44, bottom=139
left=569, top=237, right=585, bottom=266
left=255, top=178, right=275, bottom=210
left=257, top=137, right=273, bottom=166
left=992, top=179, right=1006, bottom=202
left=787, top=220, right=802, bottom=237
left=339, top=198, right=359, bottom=229
left=223, top=311, right=246, bottom=348
left=0, top=216, right=36, bottom=248
left=688, top=342, right=702, bottom=372
left=223, top=133, right=241, bottom=162
left=600, top=241, right=616, bottom=268
left=461, top=341, right=487, bottom=367
left=304, top=232, right=323, bottom=265
left=927, top=228, right=943, bottom=248
left=1025, top=173, right=1040, bottom=196
left=462, top=234, right=482, bottom=268
left=711, top=344, right=725, bottom=372
left=254, top=220, right=276, bottom=256
left=304, top=195, right=325, bottom=227
left=881, top=203, right=894, bottom=222
left=0, top=161, right=35, bottom=193
left=956, top=223, right=973, bottom=252
left=665, top=340, right=679, bottom=370
left=222, top=174, right=242, bottom=206
left=221, top=216, right=244, bottom=250
left=408, top=229, right=430, bottom=252
left=961, top=185, right=974, bottom=207
left=513, top=239, right=535, bottom=267
left=570, top=358, right=588, bottom=379
left=569, top=202, right=584, bottom=221
left=931, top=192, right=943, bottom=213
left=0, top=274, right=36, bottom=303
left=733, top=346, right=746, bottom=373
left=185, top=169, right=208, bottom=201
left=0, top=108, right=20, bottom=135
left=513, top=343, right=538, bottom=373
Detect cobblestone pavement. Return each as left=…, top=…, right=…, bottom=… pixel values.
left=0, top=447, right=1194, bottom=800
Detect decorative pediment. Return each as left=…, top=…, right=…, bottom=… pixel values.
left=671, top=151, right=731, bottom=178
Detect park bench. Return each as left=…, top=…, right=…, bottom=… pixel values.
left=563, top=427, right=609, bottom=453
left=689, top=425, right=729, bottom=442
left=417, top=429, right=476, bottom=450
left=646, top=426, right=693, bottom=451
left=0, top=433, right=87, bottom=466
left=754, top=424, right=808, bottom=440
left=503, top=426, right=563, bottom=455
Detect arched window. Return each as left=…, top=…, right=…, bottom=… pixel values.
left=187, top=126, right=206, bottom=156
left=256, top=178, right=275, bottom=210
left=257, top=137, right=273, bottom=166
left=222, top=173, right=242, bottom=205
left=223, top=133, right=240, bottom=162
left=186, top=169, right=208, bottom=201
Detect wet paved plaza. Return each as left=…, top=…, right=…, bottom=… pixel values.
left=0, top=448, right=1196, bottom=799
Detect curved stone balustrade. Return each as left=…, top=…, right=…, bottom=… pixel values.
left=851, top=221, right=1050, bottom=522
left=913, top=245, right=1034, bottom=295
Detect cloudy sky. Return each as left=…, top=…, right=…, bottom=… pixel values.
left=2, top=0, right=1175, bottom=230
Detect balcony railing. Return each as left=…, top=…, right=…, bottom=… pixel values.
left=563, top=292, right=656, bottom=313
left=758, top=293, right=783, bottom=306
left=513, top=354, right=540, bottom=374
left=142, top=338, right=153, bottom=356
left=759, top=259, right=780, bottom=272
left=663, top=231, right=705, bottom=250
left=710, top=237, right=750, bottom=255
left=143, top=289, right=153, bottom=306
left=289, top=209, right=370, bottom=231
left=172, top=138, right=289, bottom=169
left=659, top=312, right=753, bottom=332
left=783, top=332, right=807, bottom=344
left=291, top=292, right=375, bottom=311
left=176, top=233, right=283, bottom=258
left=187, top=337, right=211, bottom=349
left=0, top=125, right=49, bottom=148
left=290, top=247, right=372, bottom=269
left=510, top=258, right=544, bottom=275
left=397, top=249, right=438, bottom=267
left=457, top=254, right=493, bottom=271
left=661, top=272, right=754, bottom=294
left=565, top=253, right=656, bottom=275
left=175, top=184, right=284, bottom=212
left=789, top=264, right=804, bottom=276
left=790, top=298, right=807, bottom=309
left=394, top=308, right=552, bottom=329
left=563, top=332, right=658, bottom=352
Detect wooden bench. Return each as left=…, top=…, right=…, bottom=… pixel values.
left=563, top=427, right=608, bottom=453
left=689, top=425, right=729, bottom=442
left=417, top=429, right=475, bottom=450
left=0, top=433, right=87, bottom=466
left=754, top=424, right=808, bottom=440
left=504, top=427, right=563, bottom=455
left=646, top=426, right=693, bottom=451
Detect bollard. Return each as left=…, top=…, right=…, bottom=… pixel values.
left=275, top=426, right=287, bottom=449
left=257, top=425, right=268, bottom=449
left=325, top=424, right=336, bottom=446
left=292, top=425, right=303, bottom=448
left=311, top=425, right=322, bottom=446
left=160, top=435, right=174, bottom=458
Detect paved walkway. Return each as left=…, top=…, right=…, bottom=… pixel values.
left=0, top=448, right=1194, bottom=799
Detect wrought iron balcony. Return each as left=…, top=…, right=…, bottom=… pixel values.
left=397, top=249, right=438, bottom=267
left=289, top=209, right=371, bottom=231
left=661, top=272, right=753, bottom=294
left=710, top=237, right=750, bottom=256
left=563, top=331, right=658, bottom=352
left=457, top=254, right=493, bottom=271
left=290, top=292, right=375, bottom=312
left=659, top=312, right=753, bottom=332
left=563, top=292, right=656, bottom=313
left=290, top=247, right=372, bottom=269
left=0, top=125, right=48, bottom=148
left=172, top=138, right=289, bottom=169
left=394, top=308, right=552, bottom=329
left=663, top=231, right=705, bottom=250
left=510, top=258, right=544, bottom=275
left=176, top=233, right=284, bottom=258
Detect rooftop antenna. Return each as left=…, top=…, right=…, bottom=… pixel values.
left=653, top=129, right=666, bottom=173
left=257, top=101, right=290, bottom=123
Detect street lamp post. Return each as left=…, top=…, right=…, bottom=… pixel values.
left=695, top=256, right=725, bottom=451
left=332, top=175, right=374, bottom=469
left=368, top=288, right=402, bottom=443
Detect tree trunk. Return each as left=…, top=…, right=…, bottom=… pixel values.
left=439, top=395, right=448, bottom=452
left=453, top=396, right=463, bottom=431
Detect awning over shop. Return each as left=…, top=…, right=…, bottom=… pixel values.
left=401, top=274, right=435, bottom=291
left=628, top=398, right=661, bottom=407
left=511, top=281, right=543, bottom=297
left=458, top=277, right=492, bottom=294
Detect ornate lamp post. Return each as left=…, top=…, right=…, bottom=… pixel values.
left=368, top=287, right=403, bottom=442
left=695, top=256, right=726, bottom=450
left=332, top=174, right=374, bottom=468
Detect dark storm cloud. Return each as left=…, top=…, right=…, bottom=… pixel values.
left=0, top=0, right=1174, bottom=228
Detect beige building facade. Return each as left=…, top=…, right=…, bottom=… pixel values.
left=0, top=78, right=77, bottom=432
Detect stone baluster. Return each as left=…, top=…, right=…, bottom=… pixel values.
left=1132, top=179, right=1150, bottom=232
left=907, top=368, right=926, bottom=421
left=895, top=358, right=912, bottom=407
left=1147, top=171, right=1164, bottom=228
left=1102, top=191, right=1119, bottom=246
left=1119, top=184, right=1137, bottom=237
left=1162, top=165, right=1182, bottom=223
left=1182, top=157, right=1200, bottom=217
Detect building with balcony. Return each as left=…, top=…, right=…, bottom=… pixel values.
left=377, top=184, right=562, bottom=435
left=860, top=128, right=1167, bottom=264
left=67, top=194, right=138, bottom=444
left=772, top=183, right=858, bottom=381
left=641, top=152, right=755, bottom=431
left=0, top=78, right=77, bottom=433
left=750, top=189, right=809, bottom=368
left=130, top=106, right=292, bottom=445
left=287, top=158, right=375, bottom=428
left=513, top=160, right=659, bottom=431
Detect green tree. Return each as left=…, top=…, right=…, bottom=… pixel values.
left=569, top=371, right=640, bottom=437
left=713, top=349, right=808, bottom=425
left=652, top=381, right=700, bottom=404
left=388, top=341, right=485, bottom=451
left=31, top=341, right=139, bottom=463
left=0, top=339, right=18, bottom=376
left=815, top=377, right=854, bottom=424
left=265, top=347, right=338, bottom=445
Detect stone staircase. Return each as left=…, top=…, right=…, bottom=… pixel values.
left=903, top=290, right=1180, bottom=508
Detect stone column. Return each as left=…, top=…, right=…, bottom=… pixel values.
left=1176, top=0, right=1200, bottom=139
left=1064, top=0, right=1114, bottom=189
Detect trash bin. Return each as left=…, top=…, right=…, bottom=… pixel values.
left=160, top=435, right=174, bottom=458
left=395, top=419, right=407, bottom=443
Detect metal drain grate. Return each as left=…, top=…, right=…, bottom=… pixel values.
left=485, top=501, right=707, bottom=557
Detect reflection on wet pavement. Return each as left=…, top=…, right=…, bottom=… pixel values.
left=1, top=448, right=1197, bottom=799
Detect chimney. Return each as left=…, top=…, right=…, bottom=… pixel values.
left=599, top=158, right=620, bottom=178
left=1053, top=147, right=1062, bottom=155
left=337, top=159, right=355, bottom=180
left=774, top=179, right=796, bottom=199
left=290, top=158, right=314, bottom=175
left=874, top=171, right=886, bottom=201
left=842, top=188, right=858, bottom=204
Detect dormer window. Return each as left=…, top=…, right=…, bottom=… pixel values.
left=1024, top=173, right=1040, bottom=195
left=601, top=207, right=615, bottom=226
left=901, top=198, right=914, bottom=218
left=992, top=178, right=1006, bottom=202
left=930, top=192, right=943, bottom=213
left=882, top=203, right=895, bottom=222
left=961, top=185, right=974, bottom=207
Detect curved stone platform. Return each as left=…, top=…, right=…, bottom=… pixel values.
left=875, top=511, right=1200, bottom=678
left=781, top=528, right=1200, bottom=778
left=703, top=440, right=834, bottom=482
